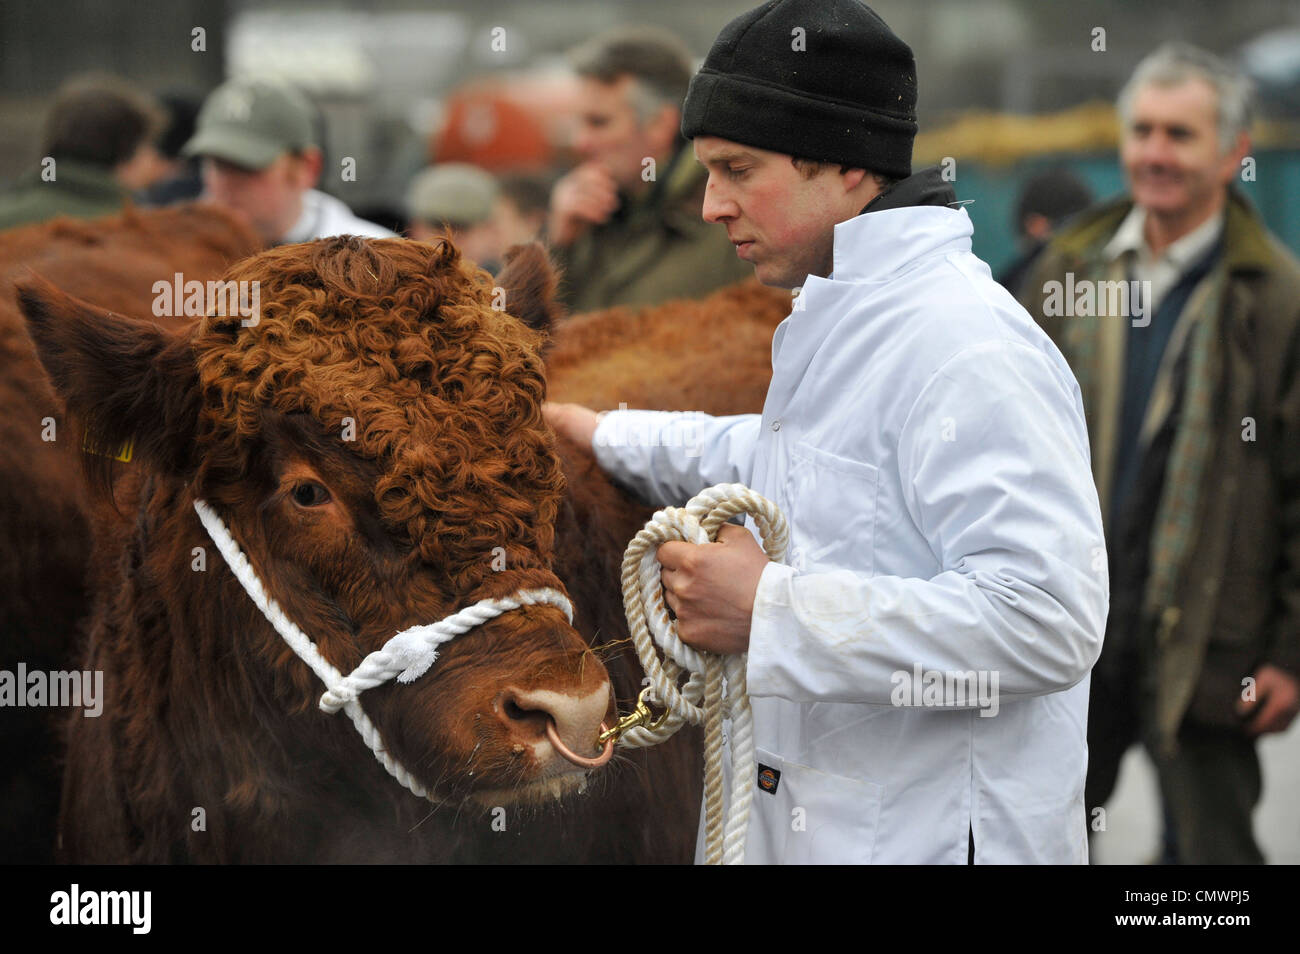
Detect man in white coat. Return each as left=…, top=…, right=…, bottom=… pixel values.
left=547, top=0, right=1108, bottom=864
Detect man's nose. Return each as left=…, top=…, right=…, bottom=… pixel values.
left=573, top=126, right=598, bottom=160
left=1140, top=132, right=1177, bottom=166
left=701, top=177, right=737, bottom=224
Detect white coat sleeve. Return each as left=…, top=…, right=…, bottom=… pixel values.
left=591, top=410, right=761, bottom=507
left=747, top=340, right=1109, bottom=705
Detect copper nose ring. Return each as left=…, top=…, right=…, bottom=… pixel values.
left=546, top=719, right=615, bottom=768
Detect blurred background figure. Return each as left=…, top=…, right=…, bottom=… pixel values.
left=545, top=26, right=750, bottom=312
left=183, top=78, right=395, bottom=245
left=1021, top=42, right=1300, bottom=864
left=996, top=166, right=1094, bottom=296
left=0, top=74, right=166, bottom=229
left=495, top=173, right=552, bottom=249
left=406, top=162, right=504, bottom=271
left=142, top=90, right=204, bottom=206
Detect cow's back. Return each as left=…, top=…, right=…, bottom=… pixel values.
left=547, top=280, right=790, bottom=413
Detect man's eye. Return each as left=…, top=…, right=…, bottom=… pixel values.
left=727, top=167, right=749, bottom=180
left=291, top=482, right=331, bottom=507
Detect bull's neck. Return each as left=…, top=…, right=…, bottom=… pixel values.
left=550, top=439, right=655, bottom=705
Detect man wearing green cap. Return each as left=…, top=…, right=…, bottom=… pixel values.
left=547, top=0, right=1106, bottom=864
left=183, top=78, right=394, bottom=245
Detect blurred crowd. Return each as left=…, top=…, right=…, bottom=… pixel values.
left=0, top=25, right=753, bottom=312
left=0, top=19, right=1296, bottom=866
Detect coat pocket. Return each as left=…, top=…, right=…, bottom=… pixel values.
left=784, top=441, right=880, bottom=575
left=749, top=747, right=883, bottom=865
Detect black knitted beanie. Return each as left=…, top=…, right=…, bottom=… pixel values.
left=681, top=0, right=917, bottom=179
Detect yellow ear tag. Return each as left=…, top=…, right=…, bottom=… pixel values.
left=82, top=433, right=134, bottom=463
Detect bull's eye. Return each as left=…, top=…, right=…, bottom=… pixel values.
left=291, top=481, right=331, bottom=507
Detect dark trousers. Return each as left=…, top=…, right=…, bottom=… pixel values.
left=1154, top=722, right=1264, bottom=864
left=1086, top=658, right=1265, bottom=864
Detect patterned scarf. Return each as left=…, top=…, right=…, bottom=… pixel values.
left=1142, top=268, right=1226, bottom=622
left=1062, top=256, right=1226, bottom=626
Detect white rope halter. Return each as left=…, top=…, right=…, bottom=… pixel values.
left=614, top=483, right=788, bottom=865
left=192, top=498, right=574, bottom=800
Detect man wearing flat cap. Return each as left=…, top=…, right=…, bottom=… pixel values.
left=548, top=0, right=1107, bottom=864
left=406, top=163, right=506, bottom=273
left=184, top=78, right=394, bottom=245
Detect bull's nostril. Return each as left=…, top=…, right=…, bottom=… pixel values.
left=503, top=697, right=530, bottom=722
left=497, top=684, right=612, bottom=770
left=498, top=692, right=549, bottom=739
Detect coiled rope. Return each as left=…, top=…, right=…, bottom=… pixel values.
left=614, top=483, right=788, bottom=865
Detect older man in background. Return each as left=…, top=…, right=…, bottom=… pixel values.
left=546, top=27, right=751, bottom=311
left=1021, top=42, right=1300, bottom=864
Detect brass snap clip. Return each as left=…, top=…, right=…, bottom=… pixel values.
left=596, top=686, right=671, bottom=747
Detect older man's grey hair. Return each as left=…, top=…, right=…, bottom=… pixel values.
left=568, top=27, right=694, bottom=126
left=1118, top=42, right=1256, bottom=154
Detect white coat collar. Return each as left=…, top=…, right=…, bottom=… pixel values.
left=771, top=206, right=975, bottom=379
left=830, top=206, right=974, bottom=283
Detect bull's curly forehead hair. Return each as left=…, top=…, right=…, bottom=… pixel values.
left=191, top=236, right=564, bottom=591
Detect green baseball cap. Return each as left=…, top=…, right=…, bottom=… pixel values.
left=182, top=79, right=316, bottom=170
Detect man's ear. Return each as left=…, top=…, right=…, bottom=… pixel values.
left=1221, top=131, right=1251, bottom=184
left=841, top=168, right=868, bottom=191
left=15, top=274, right=201, bottom=493
left=646, top=104, right=682, bottom=157
left=846, top=168, right=888, bottom=213
left=297, top=146, right=324, bottom=189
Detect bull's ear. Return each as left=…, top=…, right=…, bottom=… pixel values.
left=496, top=241, right=565, bottom=334
left=16, top=274, right=200, bottom=490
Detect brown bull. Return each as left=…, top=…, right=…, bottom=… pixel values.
left=18, top=233, right=789, bottom=863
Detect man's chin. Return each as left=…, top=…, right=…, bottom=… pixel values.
left=1132, top=184, right=1192, bottom=217
left=753, top=264, right=804, bottom=293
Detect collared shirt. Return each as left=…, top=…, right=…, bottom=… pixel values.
left=592, top=203, right=1107, bottom=864
left=1102, top=205, right=1226, bottom=313
left=281, top=188, right=397, bottom=244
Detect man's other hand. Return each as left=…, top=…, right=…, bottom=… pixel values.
left=1237, top=663, right=1300, bottom=736
left=543, top=402, right=602, bottom=450
left=546, top=163, right=619, bottom=247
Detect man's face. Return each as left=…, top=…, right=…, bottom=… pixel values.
left=200, top=153, right=315, bottom=243
left=572, top=75, right=673, bottom=192
left=1121, top=78, right=1243, bottom=222
left=695, top=136, right=853, bottom=289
